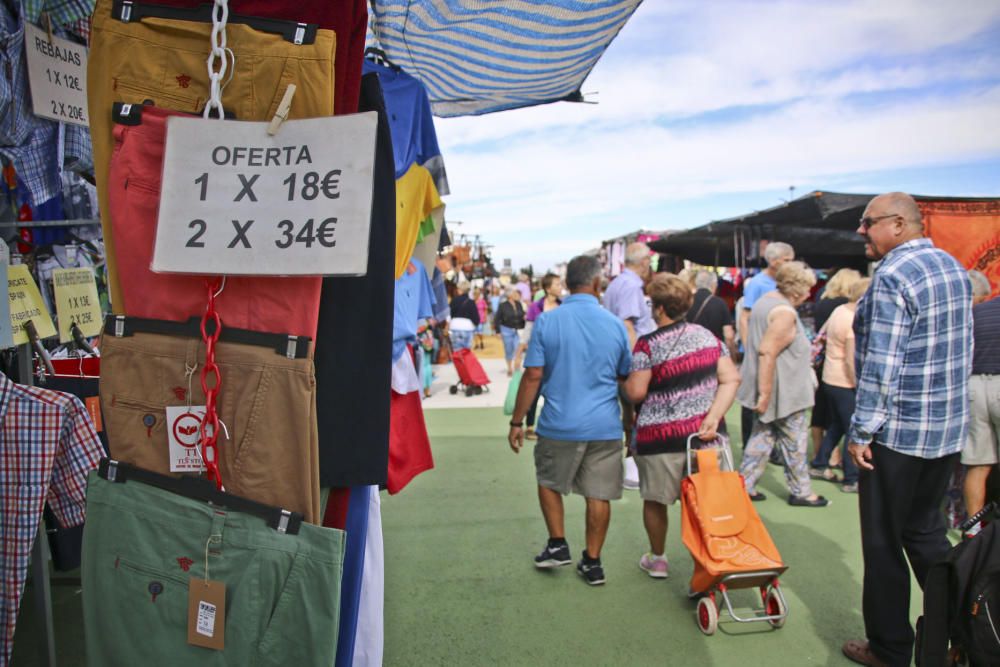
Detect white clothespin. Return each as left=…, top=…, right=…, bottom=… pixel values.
left=267, top=84, right=296, bottom=136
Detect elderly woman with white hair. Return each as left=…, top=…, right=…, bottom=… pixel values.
left=737, top=261, right=830, bottom=507
left=969, top=269, right=991, bottom=305
left=449, top=281, right=480, bottom=351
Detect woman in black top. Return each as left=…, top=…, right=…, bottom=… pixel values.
left=494, top=288, right=525, bottom=377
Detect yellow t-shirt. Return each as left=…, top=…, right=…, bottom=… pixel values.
left=395, top=164, right=443, bottom=278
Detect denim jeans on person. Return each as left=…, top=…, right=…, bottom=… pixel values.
left=811, top=383, right=859, bottom=485
left=500, top=326, right=519, bottom=361
left=451, top=330, right=473, bottom=351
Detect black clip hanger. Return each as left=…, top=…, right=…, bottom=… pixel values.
left=98, top=459, right=303, bottom=535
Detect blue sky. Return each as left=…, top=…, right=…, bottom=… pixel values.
left=433, top=0, right=1000, bottom=272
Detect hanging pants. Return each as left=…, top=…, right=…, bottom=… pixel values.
left=99, top=330, right=322, bottom=523
left=87, top=0, right=337, bottom=310
left=83, top=470, right=345, bottom=666
left=107, top=105, right=323, bottom=337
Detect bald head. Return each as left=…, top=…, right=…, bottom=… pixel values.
left=859, top=192, right=925, bottom=261
left=870, top=192, right=923, bottom=231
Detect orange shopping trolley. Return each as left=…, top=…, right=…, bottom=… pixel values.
left=680, top=435, right=789, bottom=635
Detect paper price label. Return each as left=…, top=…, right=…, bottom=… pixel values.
left=53, top=268, right=102, bottom=343
left=166, top=406, right=208, bottom=472
left=8, top=264, right=55, bottom=345
left=152, top=113, right=377, bottom=276
left=187, top=579, right=225, bottom=650
left=23, top=24, right=89, bottom=127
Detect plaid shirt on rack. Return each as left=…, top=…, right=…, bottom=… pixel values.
left=23, top=0, right=95, bottom=27
left=849, top=238, right=973, bottom=458
left=0, top=373, right=103, bottom=664
left=0, top=2, right=63, bottom=207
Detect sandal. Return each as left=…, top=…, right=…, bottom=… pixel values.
left=788, top=495, right=830, bottom=507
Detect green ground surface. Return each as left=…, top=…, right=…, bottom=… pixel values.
left=14, top=404, right=926, bottom=665
left=381, top=405, right=922, bottom=667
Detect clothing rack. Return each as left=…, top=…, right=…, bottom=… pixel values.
left=0, top=218, right=100, bottom=229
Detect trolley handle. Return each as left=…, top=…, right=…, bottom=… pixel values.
left=685, top=433, right=735, bottom=477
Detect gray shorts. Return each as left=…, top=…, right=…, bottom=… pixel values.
left=962, top=374, right=1000, bottom=466
left=635, top=452, right=688, bottom=505
left=534, top=437, right=623, bottom=500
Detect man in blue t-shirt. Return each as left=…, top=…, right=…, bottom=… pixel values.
left=508, top=255, right=631, bottom=586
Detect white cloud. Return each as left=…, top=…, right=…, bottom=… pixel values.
left=431, top=0, right=1000, bottom=270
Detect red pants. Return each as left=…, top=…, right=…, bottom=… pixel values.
left=108, top=106, right=322, bottom=337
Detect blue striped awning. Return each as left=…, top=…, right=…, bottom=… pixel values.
left=368, top=1, right=644, bottom=117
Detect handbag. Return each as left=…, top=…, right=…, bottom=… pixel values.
left=810, top=323, right=828, bottom=371
left=504, top=369, right=523, bottom=416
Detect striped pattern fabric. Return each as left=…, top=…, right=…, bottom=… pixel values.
left=0, top=373, right=104, bottom=664
left=368, top=0, right=643, bottom=117
left=631, top=322, right=726, bottom=455
left=850, top=238, right=973, bottom=458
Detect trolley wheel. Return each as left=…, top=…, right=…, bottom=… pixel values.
left=696, top=596, right=718, bottom=635
left=449, top=385, right=458, bottom=395
left=765, top=587, right=786, bottom=628
left=465, top=386, right=476, bottom=397
left=474, top=385, right=483, bottom=395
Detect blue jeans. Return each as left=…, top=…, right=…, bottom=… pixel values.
left=451, top=329, right=473, bottom=351
left=500, top=326, right=519, bottom=361
left=811, top=383, right=859, bottom=485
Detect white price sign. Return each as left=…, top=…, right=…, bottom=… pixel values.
left=23, top=24, right=89, bottom=126
left=152, top=113, right=377, bottom=276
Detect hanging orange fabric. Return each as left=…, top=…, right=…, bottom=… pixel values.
left=920, top=200, right=1000, bottom=299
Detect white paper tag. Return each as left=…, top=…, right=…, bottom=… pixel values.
left=152, top=113, right=377, bottom=276
left=196, top=600, right=217, bottom=637
left=23, top=24, right=89, bottom=126
left=167, top=405, right=207, bottom=472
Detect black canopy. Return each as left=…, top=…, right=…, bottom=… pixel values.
left=649, top=192, right=873, bottom=269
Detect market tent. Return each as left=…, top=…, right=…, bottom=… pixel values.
left=648, top=191, right=874, bottom=269
left=368, top=0, right=644, bottom=117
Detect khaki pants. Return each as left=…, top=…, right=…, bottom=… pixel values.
left=88, top=0, right=337, bottom=307
left=99, top=331, right=321, bottom=523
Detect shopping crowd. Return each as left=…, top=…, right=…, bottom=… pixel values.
left=445, top=192, right=991, bottom=667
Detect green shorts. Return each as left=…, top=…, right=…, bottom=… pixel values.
left=82, top=470, right=345, bottom=666
left=534, top=437, right=624, bottom=500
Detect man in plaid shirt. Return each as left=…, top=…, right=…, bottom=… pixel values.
left=842, top=192, right=972, bottom=667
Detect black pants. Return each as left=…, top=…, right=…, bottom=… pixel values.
left=526, top=392, right=540, bottom=428
left=741, top=406, right=754, bottom=451
left=859, top=443, right=957, bottom=666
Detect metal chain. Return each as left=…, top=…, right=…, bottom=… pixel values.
left=203, top=0, right=229, bottom=120
left=199, top=278, right=224, bottom=488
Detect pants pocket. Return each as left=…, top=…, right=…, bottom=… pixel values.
left=255, top=555, right=336, bottom=665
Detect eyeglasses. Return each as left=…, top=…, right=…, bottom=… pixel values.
left=859, top=213, right=900, bottom=230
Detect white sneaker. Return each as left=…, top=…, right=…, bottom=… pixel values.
left=639, top=553, right=669, bottom=579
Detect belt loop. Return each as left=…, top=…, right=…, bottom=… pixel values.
left=286, top=335, right=298, bottom=359
left=207, top=509, right=227, bottom=558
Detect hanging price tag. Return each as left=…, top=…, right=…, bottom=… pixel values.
left=187, top=578, right=226, bottom=650
left=166, top=406, right=208, bottom=472
left=152, top=113, right=377, bottom=277
left=23, top=24, right=89, bottom=126
left=8, top=264, right=55, bottom=345
left=53, top=267, right=102, bottom=343
left=0, top=263, right=11, bottom=348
